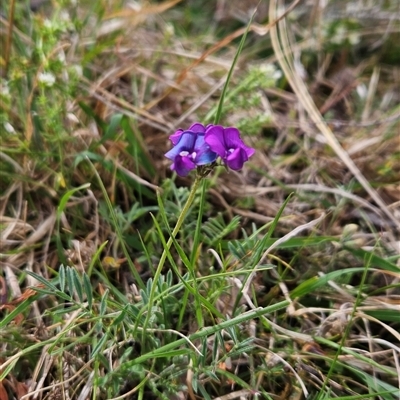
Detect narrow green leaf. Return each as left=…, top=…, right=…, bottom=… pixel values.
left=332, top=391, right=400, bottom=400
left=78, top=101, right=107, bottom=131
left=316, top=336, right=396, bottom=376
left=221, top=235, right=338, bottom=251
left=99, top=113, right=123, bottom=145
left=59, top=264, right=66, bottom=292
left=83, top=273, right=93, bottom=310
left=55, top=184, right=91, bottom=266
left=228, top=241, right=244, bottom=259
left=25, top=270, right=57, bottom=292
left=130, top=301, right=289, bottom=365
left=91, top=333, right=108, bottom=359
left=66, top=266, right=75, bottom=299
left=111, top=306, right=128, bottom=327
left=57, top=184, right=91, bottom=218
left=197, top=383, right=212, bottom=400
left=291, top=267, right=365, bottom=298
left=87, top=240, right=108, bottom=277
left=100, top=290, right=108, bottom=316
left=0, top=299, right=36, bottom=329
left=0, top=359, right=18, bottom=381
left=213, top=8, right=258, bottom=124
left=52, top=304, right=81, bottom=315
left=364, top=310, right=400, bottom=323
left=85, top=158, right=146, bottom=290
left=151, top=211, right=223, bottom=320
left=54, top=290, right=74, bottom=302
left=345, top=246, right=400, bottom=273
left=191, top=374, right=199, bottom=395
left=140, top=288, right=148, bottom=304
left=121, top=116, right=155, bottom=176
left=191, top=179, right=207, bottom=264
left=253, top=193, right=294, bottom=264
left=73, top=269, right=83, bottom=303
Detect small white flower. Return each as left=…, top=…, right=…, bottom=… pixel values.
left=259, top=64, right=275, bottom=75
left=38, top=72, right=56, bottom=87
left=4, top=122, right=15, bottom=134
left=356, top=84, right=367, bottom=99
left=348, top=32, right=360, bottom=45
left=58, top=51, right=66, bottom=64
left=272, top=69, right=282, bottom=80
left=72, top=65, right=83, bottom=77
left=60, top=10, right=70, bottom=22
left=44, top=19, right=53, bottom=29
left=331, top=26, right=347, bottom=45
left=67, top=113, right=80, bottom=124
left=165, top=23, right=174, bottom=36
left=259, top=64, right=282, bottom=82
left=1, top=82, right=10, bottom=97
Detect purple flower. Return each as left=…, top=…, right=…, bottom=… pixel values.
left=169, top=123, right=208, bottom=145
left=169, top=129, right=183, bottom=145
left=165, top=129, right=217, bottom=177
left=165, top=122, right=255, bottom=176
left=205, top=125, right=255, bottom=170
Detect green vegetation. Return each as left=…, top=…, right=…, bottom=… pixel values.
left=1, top=0, right=399, bottom=399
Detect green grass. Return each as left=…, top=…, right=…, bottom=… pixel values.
left=1, top=0, right=400, bottom=399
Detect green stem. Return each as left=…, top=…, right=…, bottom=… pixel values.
left=142, top=175, right=202, bottom=341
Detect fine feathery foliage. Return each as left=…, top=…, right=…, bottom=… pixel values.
left=1, top=0, right=400, bottom=399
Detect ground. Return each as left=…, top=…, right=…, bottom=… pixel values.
left=0, top=0, right=399, bottom=399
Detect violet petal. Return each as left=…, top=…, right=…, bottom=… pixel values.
left=173, top=155, right=196, bottom=176
left=225, top=147, right=248, bottom=170
left=165, top=132, right=196, bottom=159
left=223, top=127, right=244, bottom=149
left=188, top=123, right=206, bottom=133
left=204, top=125, right=226, bottom=157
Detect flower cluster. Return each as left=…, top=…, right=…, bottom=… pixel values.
left=165, top=123, right=255, bottom=177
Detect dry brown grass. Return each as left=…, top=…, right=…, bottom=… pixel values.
left=1, top=0, right=399, bottom=398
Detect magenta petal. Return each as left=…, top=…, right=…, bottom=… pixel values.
left=244, top=146, right=255, bottom=158
left=225, top=147, right=248, bottom=170
left=204, top=125, right=226, bottom=157
left=166, top=122, right=254, bottom=174
left=224, top=127, right=255, bottom=159
left=169, top=129, right=183, bottom=145
left=173, top=156, right=196, bottom=177
left=223, top=127, right=243, bottom=148
left=188, top=123, right=206, bottom=133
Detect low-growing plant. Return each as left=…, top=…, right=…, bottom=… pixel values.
left=1, top=1, right=399, bottom=399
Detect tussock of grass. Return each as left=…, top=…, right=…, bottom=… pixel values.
left=1, top=0, right=399, bottom=399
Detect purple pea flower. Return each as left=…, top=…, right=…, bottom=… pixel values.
left=169, top=122, right=209, bottom=145
left=205, top=125, right=255, bottom=170
left=165, top=127, right=217, bottom=177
